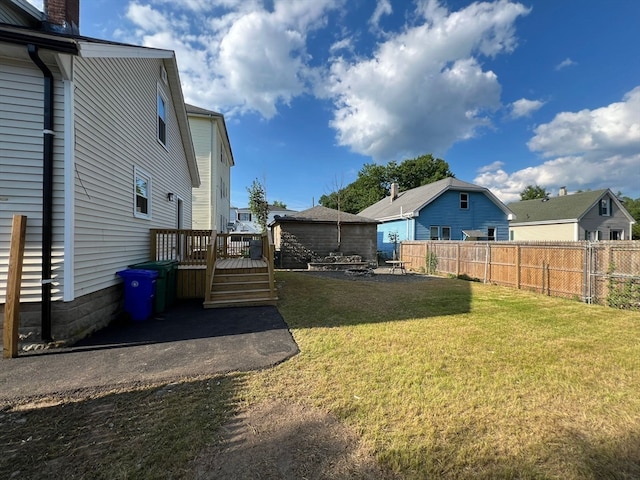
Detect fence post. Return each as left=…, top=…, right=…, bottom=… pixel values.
left=456, top=243, right=461, bottom=277
left=515, top=244, right=521, bottom=290
left=4, top=215, right=27, bottom=359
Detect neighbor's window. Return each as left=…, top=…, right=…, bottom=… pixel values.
left=134, top=167, right=152, bottom=219
left=460, top=192, right=469, bottom=209
left=610, top=230, right=623, bottom=240
left=157, top=90, right=167, bottom=147
left=599, top=198, right=610, bottom=216
left=487, top=227, right=496, bottom=241
left=238, top=212, right=251, bottom=221
left=430, top=226, right=439, bottom=240
left=442, top=226, right=451, bottom=240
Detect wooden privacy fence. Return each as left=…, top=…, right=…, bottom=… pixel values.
left=401, top=240, right=640, bottom=309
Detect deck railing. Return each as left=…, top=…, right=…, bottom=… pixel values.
left=150, top=229, right=212, bottom=266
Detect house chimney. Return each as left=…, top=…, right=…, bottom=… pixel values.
left=44, top=0, right=80, bottom=35
left=390, top=182, right=399, bottom=203
left=559, top=186, right=567, bottom=196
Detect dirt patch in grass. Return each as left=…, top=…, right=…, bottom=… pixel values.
left=191, top=400, right=399, bottom=480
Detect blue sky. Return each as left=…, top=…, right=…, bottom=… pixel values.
left=29, top=0, right=640, bottom=210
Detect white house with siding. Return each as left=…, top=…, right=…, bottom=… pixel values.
left=0, top=0, right=199, bottom=343
left=186, top=104, right=234, bottom=232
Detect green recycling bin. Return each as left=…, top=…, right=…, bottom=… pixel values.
left=128, top=260, right=178, bottom=313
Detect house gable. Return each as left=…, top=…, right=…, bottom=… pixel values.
left=415, top=189, right=510, bottom=241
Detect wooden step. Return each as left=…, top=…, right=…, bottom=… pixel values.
left=213, top=272, right=270, bottom=284
left=212, top=280, right=270, bottom=292
left=209, top=287, right=272, bottom=300
left=203, top=296, right=278, bottom=308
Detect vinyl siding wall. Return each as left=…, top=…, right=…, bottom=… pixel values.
left=189, top=116, right=213, bottom=229
left=510, top=223, right=576, bottom=241
left=414, top=190, right=509, bottom=241
left=0, top=5, right=33, bottom=25
left=215, top=131, right=231, bottom=232
left=0, top=56, right=66, bottom=303
left=72, top=56, right=193, bottom=298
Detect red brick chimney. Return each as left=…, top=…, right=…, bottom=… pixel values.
left=44, top=0, right=80, bottom=34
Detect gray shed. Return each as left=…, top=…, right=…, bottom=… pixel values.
left=270, top=206, right=379, bottom=269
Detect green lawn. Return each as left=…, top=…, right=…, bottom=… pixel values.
left=245, top=272, right=640, bottom=479
left=3, top=271, right=639, bottom=479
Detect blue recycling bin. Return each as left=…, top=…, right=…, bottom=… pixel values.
left=116, top=269, right=158, bottom=321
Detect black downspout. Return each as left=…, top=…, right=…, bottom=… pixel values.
left=27, top=44, right=54, bottom=342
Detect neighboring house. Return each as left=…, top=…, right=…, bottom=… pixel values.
left=508, top=188, right=635, bottom=241
left=230, top=205, right=298, bottom=233
left=359, top=178, right=514, bottom=257
left=0, top=0, right=199, bottom=343
left=270, top=205, right=378, bottom=269
left=187, top=104, right=234, bottom=232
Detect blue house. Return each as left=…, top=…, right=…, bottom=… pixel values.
left=359, top=178, right=514, bottom=257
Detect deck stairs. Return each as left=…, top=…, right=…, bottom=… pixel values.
left=203, top=257, right=278, bottom=308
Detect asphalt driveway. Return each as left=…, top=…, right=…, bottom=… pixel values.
left=0, top=302, right=298, bottom=406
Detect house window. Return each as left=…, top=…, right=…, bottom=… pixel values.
left=442, top=226, right=451, bottom=240
left=599, top=198, right=610, bottom=216
left=157, top=90, right=167, bottom=147
left=460, top=193, right=469, bottom=209
left=430, top=226, right=439, bottom=240
left=239, top=212, right=251, bottom=221
left=510, top=230, right=514, bottom=241
left=610, top=230, right=623, bottom=240
left=134, top=167, right=152, bottom=219
left=487, top=227, right=496, bottom=241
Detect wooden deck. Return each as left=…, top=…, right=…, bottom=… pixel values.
left=215, top=258, right=267, bottom=270
left=150, top=229, right=278, bottom=307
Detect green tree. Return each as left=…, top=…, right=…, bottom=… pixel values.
left=319, top=154, right=453, bottom=214
left=272, top=200, right=287, bottom=208
left=247, top=179, right=269, bottom=233
left=520, top=185, right=549, bottom=200
left=621, top=196, right=640, bottom=239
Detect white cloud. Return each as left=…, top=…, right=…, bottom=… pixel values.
left=122, top=0, right=342, bottom=118
left=475, top=87, right=640, bottom=201
left=326, top=0, right=530, bottom=160
left=369, top=0, right=392, bottom=30
left=510, top=98, right=545, bottom=118
left=555, top=57, right=576, bottom=70
left=118, top=0, right=533, bottom=155
left=126, top=3, right=168, bottom=32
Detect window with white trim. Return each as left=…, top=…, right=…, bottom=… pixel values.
left=460, top=192, right=469, bottom=209
left=442, top=226, right=451, bottom=240
left=430, top=226, right=439, bottom=240
left=134, top=167, right=152, bottom=219
left=599, top=198, right=610, bottom=216
left=157, top=89, right=167, bottom=147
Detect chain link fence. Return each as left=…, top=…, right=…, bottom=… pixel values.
left=402, top=241, right=640, bottom=311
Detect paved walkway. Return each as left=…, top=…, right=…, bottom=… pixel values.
left=0, top=302, right=298, bottom=406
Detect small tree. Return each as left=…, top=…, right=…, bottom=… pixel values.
left=272, top=200, right=287, bottom=209
left=520, top=185, right=549, bottom=200
left=247, top=179, right=269, bottom=233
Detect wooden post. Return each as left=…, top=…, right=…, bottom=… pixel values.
left=4, top=215, right=27, bottom=359
left=515, top=245, right=521, bottom=290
